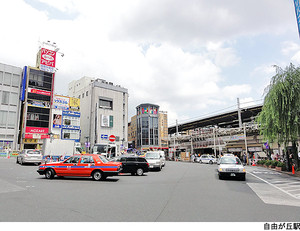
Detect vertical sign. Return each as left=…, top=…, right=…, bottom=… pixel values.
left=294, top=0, right=300, bottom=37
left=39, top=48, right=56, bottom=73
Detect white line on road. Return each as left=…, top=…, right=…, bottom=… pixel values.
left=248, top=172, right=300, bottom=200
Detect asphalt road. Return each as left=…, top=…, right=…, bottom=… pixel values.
left=0, top=157, right=300, bottom=222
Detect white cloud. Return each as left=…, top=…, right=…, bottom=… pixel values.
left=0, top=0, right=297, bottom=126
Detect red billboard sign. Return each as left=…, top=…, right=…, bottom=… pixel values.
left=25, top=127, right=49, bottom=134
left=28, top=87, right=51, bottom=96
left=40, top=48, right=56, bottom=73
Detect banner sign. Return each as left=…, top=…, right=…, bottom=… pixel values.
left=28, top=99, right=50, bottom=108
left=28, top=87, right=51, bottom=96
left=294, top=0, right=300, bottom=37
left=62, top=110, right=80, bottom=117
left=20, top=66, right=27, bottom=101
left=25, top=126, right=49, bottom=134
left=53, top=114, right=62, bottom=128
left=53, top=95, right=69, bottom=110
left=40, top=48, right=56, bottom=73
left=69, top=97, right=80, bottom=111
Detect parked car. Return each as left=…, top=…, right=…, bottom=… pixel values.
left=194, top=155, right=201, bottom=163
left=37, top=154, right=122, bottom=181
left=217, top=156, right=246, bottom=181
left=145, top=151, right=164, bottom=171
left=199, top=155, right=217, bottom=164
left=16, top=149, right=42, bottom=165
left=111, top=156, right=149, bottom=176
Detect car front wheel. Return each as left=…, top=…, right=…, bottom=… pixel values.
left=45, top=169, right=55, bottom=179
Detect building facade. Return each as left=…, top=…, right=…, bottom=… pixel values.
left=68, top=77, right=128, bottom=155
left=51, top=95, right=81, bottom=142
left=19, top=66, right=54, bottom=149
left=0, top=63, right=23, bottom=151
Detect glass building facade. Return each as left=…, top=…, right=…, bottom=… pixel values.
left=136, top=104, right=159, bottom=149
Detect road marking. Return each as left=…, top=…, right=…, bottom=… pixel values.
left=0, top=179, right=25, bottom=194
left=248, top=172, right=299, bottom=200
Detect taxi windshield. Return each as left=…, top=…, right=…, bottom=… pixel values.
left=220, top=157, right=241, bottom=165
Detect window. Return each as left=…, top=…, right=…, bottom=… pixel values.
left=12, top=74, right=20, bottom=87
left=1, top=91, right=9, bottom=104
left=3, top=72, right=11, bottom=85
left=82, top=93, right=84, bottom=98
left=99, top=98, right=113, bottom=110
left=7, top=112, right=16, bottom=127
left=28, top=69, right=52, bottom=91
left=0, top=71, right=3, bottom=83
left=127, top=157, right=137, bottom=162
left=80, top=156, right=94, bottom=163
left=86, top=91, right=88, bottom=96
left=65, top=156, right=80, bottom=164
left=0, top=111, right=8, bottom=127
left=9, top=93, right=18, bottom=105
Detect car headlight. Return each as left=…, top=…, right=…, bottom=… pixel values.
left=219, top=168, right=223, bottom=172
left=242, top=168, right=246, bottom=172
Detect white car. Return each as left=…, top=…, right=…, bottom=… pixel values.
left=217, top=156, right=246, bottom=181
left=145, top=151, right=163, bottom=171
left=199, top=155, right=217, bottom=164
left=16, top=149, right=43, bottom=165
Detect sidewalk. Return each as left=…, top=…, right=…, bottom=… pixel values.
left=250, top=164, right=300, bottom=178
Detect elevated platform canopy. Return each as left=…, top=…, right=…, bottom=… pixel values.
left=168, top=104, right=262, bottom=135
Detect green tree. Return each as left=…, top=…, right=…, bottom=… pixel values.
left=257, top=63, right=300, bottom=170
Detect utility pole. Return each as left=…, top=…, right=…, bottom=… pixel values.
left=243, top=123, right=249, bottom=165
left=213, top=127, right=217, bottom=158
left=237, top=98, right=242, bottom=128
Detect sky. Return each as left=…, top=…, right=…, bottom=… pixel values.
left=1, top=0, right=300, bottom=126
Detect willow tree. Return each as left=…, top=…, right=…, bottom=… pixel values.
left=257, top=63, right=300, bottom=170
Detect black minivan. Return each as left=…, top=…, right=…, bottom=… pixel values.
left=112, top=156, right=149, bottom=176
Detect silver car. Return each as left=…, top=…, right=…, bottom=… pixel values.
left=217, top=156, right=246, bottom=180
left=16, top=149, right=43, bottom=165
left=199, top=154, right=217, bottom=164
left=145, top=151, right=163, bottom=171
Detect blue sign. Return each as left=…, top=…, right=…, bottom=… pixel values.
left=62, top=110, right=80, bottom=117
left=294, top=0, right=300, bottom=37
left=20, top=66, right=27, bottom=101
left=101, top=134, right=108, bottom=140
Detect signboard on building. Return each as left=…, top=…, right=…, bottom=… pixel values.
left=38, top=48, right=56, bottom=73
left=69, top=97, right=80, bottom=111
left=53, top=95, right=70, bottom=110
left=25, top=127, right=49, bottom=134
left=53, top=114, right=62, bottom=128
left=28, top=87, right=51, bottom=96
left=28, top=99, right=50, bottom=108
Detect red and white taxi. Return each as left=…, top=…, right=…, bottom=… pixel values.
left=37, top=154, right=122, bottom=181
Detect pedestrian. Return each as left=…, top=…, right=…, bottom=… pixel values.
left=191, top=154, right=195, bottom=163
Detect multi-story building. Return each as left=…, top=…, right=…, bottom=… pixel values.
left=130, top=103, right=168, bottom=151
left=68, top=77, right=128, bottom=156
left=128, top=115, right=137, bottom=149
left=19, top=66, right=54, bottom=149
left=0, top=63, right=23, bottom=151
